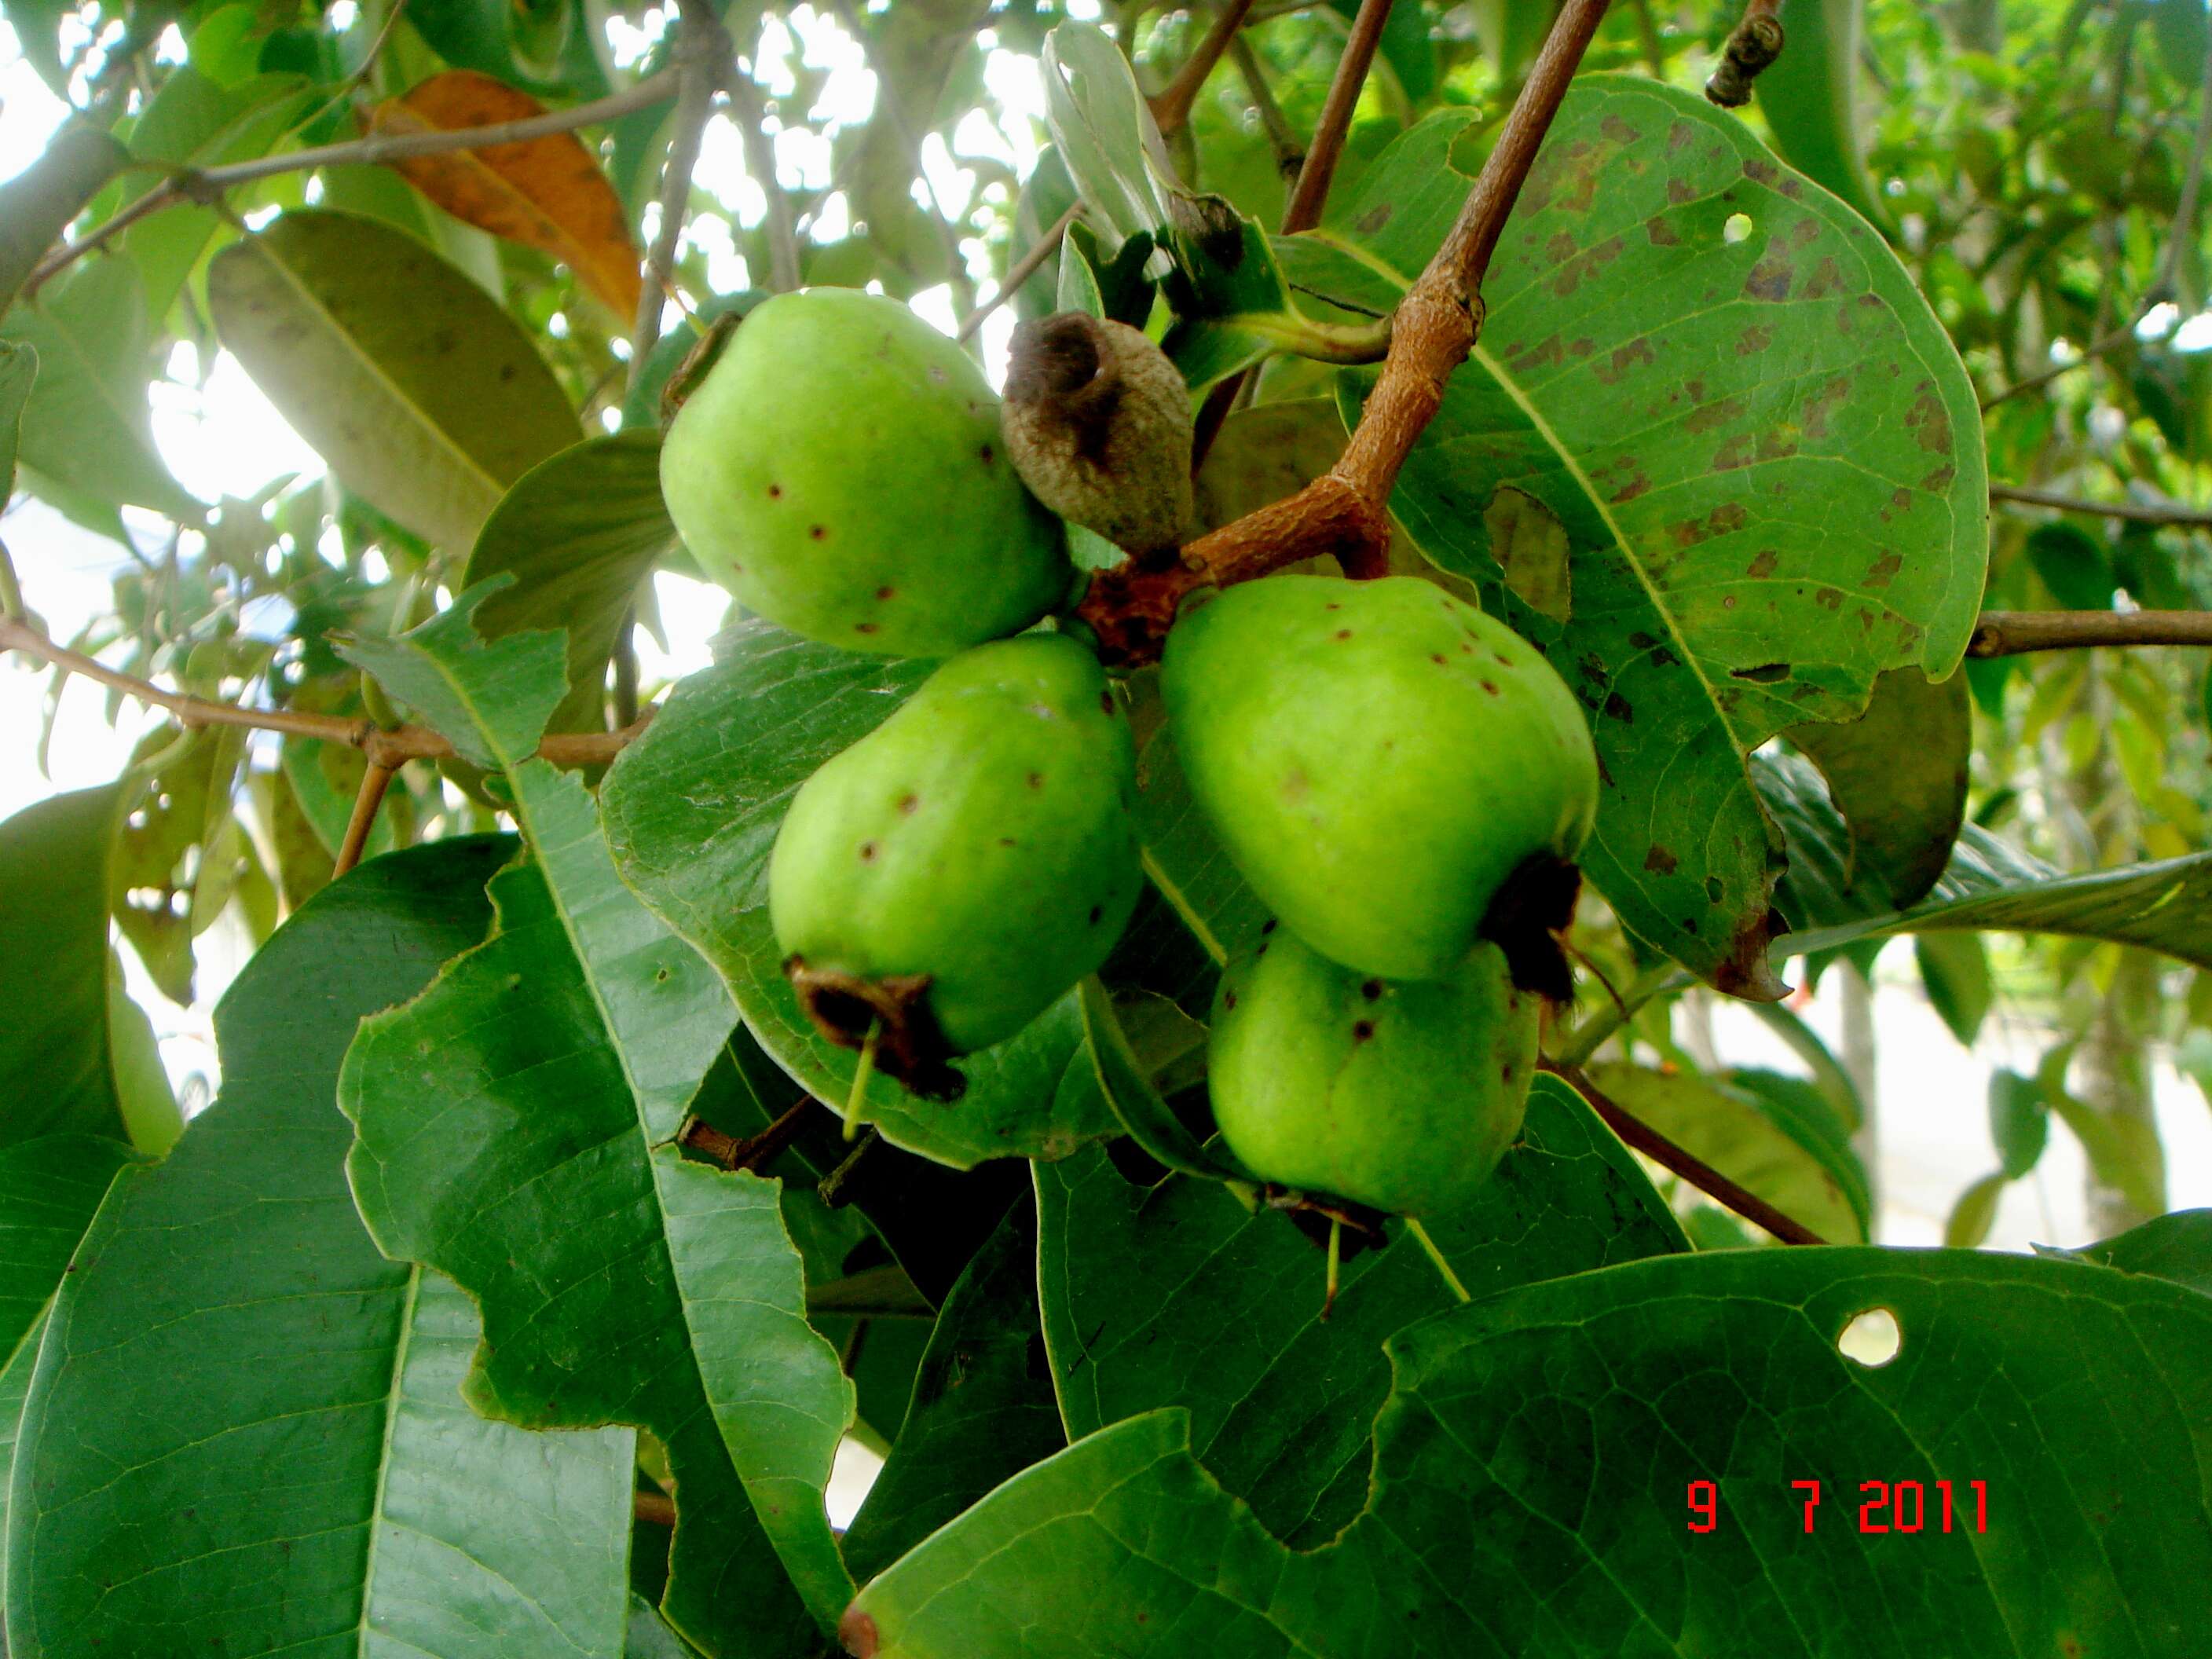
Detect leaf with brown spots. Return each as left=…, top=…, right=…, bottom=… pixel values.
left=372, top=71, right=643, bottom=320
left=1302, top=80, right=1983, bottom=997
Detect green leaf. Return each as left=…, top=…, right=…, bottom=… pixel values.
left=1767, top=749, right=2212, bottom=972
left=333, top=579, right=568, bottom=771
left=335, top=600, right=858, bottom=1646
left=851, top=1247, right=2212, bottom=1654
left=1784, top=665, right=1971, bottom=911
left=2039, top=1209, right=2212, bottom=1298
left=2025, top=519, right=2116, bottom=612
left=0, top=787, right=181, bottom=1154
left=121, top=70, right=317, bottom=320
left=1916, top=930, right=1993, bottom=1046
left=1944, top=1170, right=2006, bottom=1247
left=0, top=121, right=126, bottom=312
left=209, top=210, right=580, bottom=551
left=8, top=840, right=638, bottom=1658
left=0, top=259, right=203, bottom=528
left=840, top=1199, right=1064, bottom=1583
left=1034, top=1075, right=1685, bottom=1548
left=461, top=433, right=680, bottom=735
left=1989, top=1068, right=2049, bottom=1179
left=1303, top=83, right=1984, bottom=995
left=1585, top=1059, right=1870, bottom=1241
left=1130, top=720, right=1271, bottom=966
left=599, top=621, right=1111, bottom=1168
left=0, top=340, right=31, bottom=500
left=1755, top=0, right=1894, bottom=231
left=1040, top=22, right=1174, bottom=264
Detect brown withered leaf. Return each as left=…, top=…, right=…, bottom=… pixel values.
left=372, top=70, right=642, bottom=320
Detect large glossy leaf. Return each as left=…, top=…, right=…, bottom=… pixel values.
left=461, top=432, right=679, bottom=734
left=848, top=1247, right=2212, bottom=1655
left=0, top=258, right=203, bottom=529
left=0, top=787, right=181, bottom=1153
left=1035, top=1075, right=1686, bottom=1548
left=336, top=599, right=855, bottom=1649
left=209, top=210, right=580, bottom=551
left=599, top=620, right=1113, bottom=1167
left=840, top=1198, right=1064, bottom=1584
left=1584, top=1059, right=1870, bottom=1242
left=8, top=840, right=638, bottom=1659
left=1291, top=82, right=1984, bottom=994
left=1760, top=751, right=2212, bottom=972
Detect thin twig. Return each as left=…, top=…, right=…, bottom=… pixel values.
left=635, top=1491, right=676, bottom=1526
left=1968, top=610, right=2212, bottom=656
left=0, top=615, right=651, bottom=767
left=956, top=201, right=1079, bottom=342
left=1980, top=318, right=2155, bottom=410
left=333, top=761, right=397, bottom=877
left=725, top=69, right=802, bottom=292
left=1988, top=483, right=2212, bottom=528
left=1705, top=0, right=1785, bottom=108
left=1093, top=0, right=1613, bottom=660
left=629, top=3, right=730, bottom=384
left=679, top=1098, right=817, bottom=1172
left=1546, top=1060, right=1827, bottom=1244
left=1230, top=34, right=1305, bottom=181
left=25, top=68, right=683, bottom=298
left=1148, top=0, right=1262, bottom=136
left=1192, top=0, right=1397, bottom=471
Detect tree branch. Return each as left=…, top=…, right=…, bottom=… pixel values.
left=333, top=761, right=397, bottom=877
left=956, top=201, right=1079, bottom=342
left=629, top=3, right=731, bottom=383
left=0, top=616, right=651, bottom=767
left=679, top=1098, right=818, bottom=1172
left=1545, top=1060, right=1827, bottom=1244
left=1968, top=609, right=2212, bottom=656
left=1988, top=483, right=2212, bottom=528
left=1705, top=0, right=1785, bottom=108
left=1230, top=34, right=1305, bottom=180
left=1148, top=0, right=1262, bottom=137
left=725, top=67, right=802, bottom=293
left=1192, top=0, right=1397, bottom=471
left=1097, top=0, right=1613, bottom=660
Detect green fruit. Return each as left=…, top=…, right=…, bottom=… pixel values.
left=770, top=632, right=1142, bottom=1090
left=661, top=287, right=1071, bottom=657
left=1163, top=575, right=1598, bottom=983
left=1207, top=926, right=1536, bottom=1216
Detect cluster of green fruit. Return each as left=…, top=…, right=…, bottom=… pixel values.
left=660, top=287, right=1601, bottom=1223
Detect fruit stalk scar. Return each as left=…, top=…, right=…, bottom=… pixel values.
left=785, top=956, right=965, bottom=1102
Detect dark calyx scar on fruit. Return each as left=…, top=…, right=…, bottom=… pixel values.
left=770, top=633, right=1142, bottom=1101
left=1001, top=310, right=1195, bottom=560
left=657, top=287, right=1073, bottom=659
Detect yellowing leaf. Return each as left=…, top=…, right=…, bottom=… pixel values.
left=372, top=70, right=643, bottom=320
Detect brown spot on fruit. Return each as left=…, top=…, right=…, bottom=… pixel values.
left=1261, top=918, right=1277, bottom=934
left=897, top=793, right=918, bottom=815
left=1352, top=1020, right=1375, bottom=1042
left=1027, top=772, right=1044, bottom=789
left=1099, top=690, right=1115, bottom=715
left=1334, top=628, right=1353, bottom=640
left=767, top=484, right=782, bottom=498
left=1481, top=679, right=1501, bottom=696
left=855, top=622, right=878, bottom=635
left=979, top=443, right=994, bottom=463
left=1224, top=990, right=1237, bottom=1009
left=1089, top=905, right=1103, bottom=924
left=839, top=1607, right=881, bottom=1657
left=876, top=585, right=895, bottom=600
left=859, top=840, right=878, bottom=861
left=810, top=525, right=827, bottom=540
left=1361, top=979, right=1383, bottom=1001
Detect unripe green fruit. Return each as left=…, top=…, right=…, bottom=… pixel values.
left=1163, top=575, right=1599, bottom=983
left=661, top=288, right=1071, bottom=657
left=770, top=633, right=1142, bottom=1089
left=1208, top=926, right=1537, bottom=1217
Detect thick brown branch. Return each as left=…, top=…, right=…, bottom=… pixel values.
left=0, top=616, right=650, bottom=767
left=1988, top=483, right=2212, bottom=529
left=679, top=1099, right=818, bottom=1172
left=1968, top=610, right=2212, bottom=656
left=1149, top=0, right=1262, bottom=137
left=1546, top=1060, right=1827, bottom=1244
left=1705, top=0, right=1785, bottom=108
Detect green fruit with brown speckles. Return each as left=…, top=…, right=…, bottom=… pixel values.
left=770, top=633, right=1142, bottom=1071
left=661, top=287, right=1071, bottom=657
left=1163, top=575, right=1598, bottom=982
left=1207, top=926, right=1536, bottom=1216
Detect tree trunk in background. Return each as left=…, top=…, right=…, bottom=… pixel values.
left=1676, top=990, right=1720, bottom=1074
left=2076, top=950, right=2166, bottom=1237
left=1839, top=961, right=1881, bottom=1227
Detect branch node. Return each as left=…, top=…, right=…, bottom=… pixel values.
left=1705, top=13, right=1785, bottom=108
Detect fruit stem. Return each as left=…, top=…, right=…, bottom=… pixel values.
left=1321, top=1218, right=1342, bottom=1322
left=1404, top=1218, right=1471, bottom=1304
left=844, top=1020, right=881, bottom=1141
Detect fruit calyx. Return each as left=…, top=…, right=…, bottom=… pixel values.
left=784, top=955, right=967, bottom=1102
left=1476, top=851, right=1582, bottom=1002
left=658, top=310, right=742, bottom=425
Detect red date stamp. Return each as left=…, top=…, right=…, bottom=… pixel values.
left=1687, top=1479, right=1988, bottom=1534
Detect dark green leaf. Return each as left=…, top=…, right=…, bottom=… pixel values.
left=840, top=1199, right=1064, bottom=1582
left=2025, top=519, right=2116, bottom=611
left=1916, top=930, right=1993, bottom=1046
left=209, top=210, right=580, bottom=551
left=852, top=1247, right=2212, bottom=1654
left=0, top=122, right=126, bottom=312
left=1306, top=84, right=1984, bottom=996
left=599, top=621, right=1111, bottom=1168
left=1034, top=1075, right=1685, bottom=1547
left=2039, top=1208, right=2212, bottom=1298
left=1075, top=978, right=1246, bottom=1182
left=462, top=434, right=679, bottom=735
left=334, top=580, right=567, bottom=771
left=1989, top=1068, right=2049, bottom=1179
left=9, top=840, right=638, bottom=1658
left=0, top=341, right=31, bottom=513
